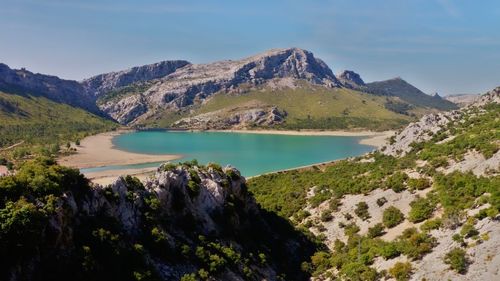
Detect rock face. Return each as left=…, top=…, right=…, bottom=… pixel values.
left=173, top=106, right=286, bottom=130
left=82, top=60, right=191, bottom=97
left=0, top=63, right=101, bottom=115
left=337, top=70, right=365, bottom=88
left=92, top=48, right=340, bottom=124
left=5, top=163, right=315, bottom=281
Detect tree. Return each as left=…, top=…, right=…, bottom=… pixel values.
left=389, top=262, right=413, bottom=281
left=355, top=201, right=370, bottom=220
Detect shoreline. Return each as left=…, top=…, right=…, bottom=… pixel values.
left=59, top=128, right=393, bottom=184
left=57, top=130, right=183, bottom=170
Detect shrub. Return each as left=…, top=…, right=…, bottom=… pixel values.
left=420, top=218, right=442, bottom=232
left=367, top=223, right=385, bottom=238
left=389, top=262, right=413, bottom=281
left=376, top=197, right=388, bottom=207
left=386, top=172, right=408, bottom=192
left=408, top=197, right=435, bottom=223
left=444, top=248, right=468, bottom=274
left=344, top=223, right=360, bottom=237
left=354, top=201, right=371, bottom=220
left=407, top=178, right=431, bottom=190
left=383, top=206, right=405, bottom=228
left=460, top=223, right=479, bottom=239
left=320, top=210, right=333, bottom=222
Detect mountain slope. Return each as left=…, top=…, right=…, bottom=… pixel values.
left=92, top=48, right=341, bottom=125
left=82, top=60, right=191, bottom=97
left=365, top=77, right=458, bottom=111
left=248, top=87, right=499, bottom=280
left=0, top=63, right=101, bottom=115
left=0, top=159, right=317, bottom=281
left=0, top=90, right=117, bottom=147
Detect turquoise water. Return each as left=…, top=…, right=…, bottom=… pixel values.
left=81, top=130, right=375, bottom=177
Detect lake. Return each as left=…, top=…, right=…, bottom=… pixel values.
left=81, top=130, right=375, bottom=177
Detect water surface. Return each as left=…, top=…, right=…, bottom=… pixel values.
left=82, top=131, right=374, bottom=177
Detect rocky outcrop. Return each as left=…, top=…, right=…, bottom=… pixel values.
left=382, top=86, right=499, bottom=157
left=173, top=106, right=286, bottom=130
left=0, top=63, right=102, bottom=115
left=5, top=163, right=315, bottom=281
left=82, top=60, right=191, bottom=97
left=337, top=70, right=365, bottom=89
left=382, top=110, right=461, bottom=156
left=91, top=48, right=340, bottom=125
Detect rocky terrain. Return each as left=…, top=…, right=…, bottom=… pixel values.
left=445, top=93, right=481, bottom=107
left=0, top=159, right=316, bottom=281
left=249, top=86, right=499, bottom=280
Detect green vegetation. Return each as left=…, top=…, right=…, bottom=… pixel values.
left=444, top=248, right=468, bottom=274
left=389, top=262, right=413, bottom=281
left=355, top=201, right=371, bottom=220
left=0, top=91, right=117, bottom=164
left=97, top=81, right=154, bottom=105
left=248, top=102, right=499, bottom=279
left=148, top=84, right=414, bottom=130
left=383, top=207, right=405, bottom=228
left=408, top=197, right=436, bottom=223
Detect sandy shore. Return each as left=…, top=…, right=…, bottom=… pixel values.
left=211, top=129, right=395, bottom=148
left=60, top=129, right=394, bottom=184
left=58, top=130, right=182, bottom=169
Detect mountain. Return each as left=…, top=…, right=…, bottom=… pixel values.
left=92, top=48, right=341, bottom=125
left=82, top=60, right=191, bottom=97
left=337, top=70, right=365, bottom=89
left=0, top=63, right=101, bottom=115
left=249, top=86, right=500, bottom=280
left=365, top=77, right=458, bottom=111
left=0, top=159, right=316, bottom=281
left=445, top=93, right=481, bottom=107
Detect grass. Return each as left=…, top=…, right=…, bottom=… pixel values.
left=145, top=84, right=414, bottom=130
left=0, top=91, right=117, bottom=150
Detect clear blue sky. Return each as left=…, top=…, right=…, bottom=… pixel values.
left=1, top=0, right=499, bottom=95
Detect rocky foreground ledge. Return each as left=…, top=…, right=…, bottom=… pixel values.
left=2, top=160, right=315, bottom=281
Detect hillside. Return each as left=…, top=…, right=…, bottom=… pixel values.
left=0, top=63, right=101, bottom=115
left=0, top=159, right=316, bottom=281
left=365, top=77, right=458, bottom=111
left=84, top=48, right=450, bottom=129
left=167, top=82, right=411, bottom=131
left=0, top=90, right=116, bottom=148
left=248, top=87, right=499, bottom=280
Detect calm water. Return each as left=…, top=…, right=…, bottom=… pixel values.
left=81, top=131, right=375, bottom=177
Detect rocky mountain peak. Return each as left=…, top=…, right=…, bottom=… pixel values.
left=82, top=60, right=191, bottom=97
left=98, top=48, right=341, bottom=124
left=337, top=70, right=365, bottom=88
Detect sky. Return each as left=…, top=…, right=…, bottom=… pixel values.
left=1, top=0, right=499, bottom=95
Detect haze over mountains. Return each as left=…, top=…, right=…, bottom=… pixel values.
left=0, top=48, right=457, bottom=130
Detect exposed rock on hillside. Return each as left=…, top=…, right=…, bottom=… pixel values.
left=92, top=48, right=340, bottom=124
left=173, top=106, right=286, bottom=130
left=2, top=161, right=315, bottom=281
left=82, top=60, right=191, bottom=97
left=337, top=70, right=365, bottom=89
left=0, top=63, right=101, bottom=114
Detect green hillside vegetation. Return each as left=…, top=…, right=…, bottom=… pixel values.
left=248, top=102, right=499, bottom=278
left=147, top=84, right=415, bottom=130
left=96, top=81, right=154, bottom=105
left=0, top=91, right=117, bottom=156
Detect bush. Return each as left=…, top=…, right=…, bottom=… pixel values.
left=383, top=206, right=405, bottom=228
left=376, top=197, right=388, bottom=207
left=444, top=248, right=468, bottom=274
left=389, top=262, right=413, bottom=281
left=386, top=172, right=408, bottom=193
left=460, top=223, right=479, bottom=238
left=320, top=210, right=333, bottom=222
left=408, top=197, right=435, bottom=223
left=367, top=223, right=385, bottom=238
left=355, top=201, right=371, bottom=220
left=407, top=178, right=431, bottom=190
left=420, top=218, right=442, bottom=232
